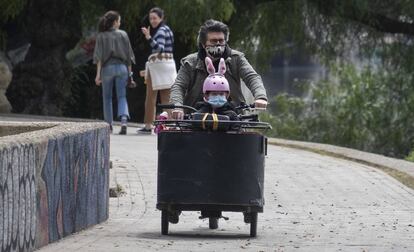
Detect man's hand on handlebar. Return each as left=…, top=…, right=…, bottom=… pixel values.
left=171, top=109, right=184, bottom=120
left=254, top=99, right=268, bottom=110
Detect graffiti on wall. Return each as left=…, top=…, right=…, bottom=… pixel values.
left=0, top=144, right=37, bottom=252
left=0, top=126, right=109, bottom=252
left=39, top=129, right=109, bottom=243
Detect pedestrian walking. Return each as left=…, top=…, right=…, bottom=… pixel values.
left=139, top=7, right=176, bottom=134
left=94, top=10, right=135, bottom=134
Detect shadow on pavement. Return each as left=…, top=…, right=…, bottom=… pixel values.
left=136, top=231, right=253, bottom=240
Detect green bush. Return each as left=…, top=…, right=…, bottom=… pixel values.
left=406, top=150, right=414, bottom=162
left=263, top=64, right=414, bottom=158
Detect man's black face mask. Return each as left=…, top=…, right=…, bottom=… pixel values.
left=205, top=45, right=226, bottom=59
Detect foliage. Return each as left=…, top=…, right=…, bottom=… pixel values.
left=232, top=0, right=414, bottom=158
left=406, top=150, right=414, bottom=162
left=64, top=64, right=102, bottom=119
left=0, top=0, right=26, bottom=49
left=260, top=94, right=307, bottom=140
left=77, top=0, right=234, bottom=46
left=264, top=64, right=414, bottom=158
left=66, top=0, right=236, bottom=122
left=2, top=0, right=414, bottom=158
left=230, top=0, right=307, bottom=71
left=1, top=0, right=236, bottom=119
left=0, top=0, right=26, bottom=20
left=160, top=0, right=234, bottom=44
left=229, top=0, right=414, bottom=72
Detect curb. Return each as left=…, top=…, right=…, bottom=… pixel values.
left=268, top=138, right=414, bottom=190
left=0, top=113, right=145, bottom=128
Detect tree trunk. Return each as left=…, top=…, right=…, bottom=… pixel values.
left=6, top=0, right=81, bottom=115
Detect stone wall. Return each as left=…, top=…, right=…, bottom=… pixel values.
left=0, top=121, right=110, bottom=252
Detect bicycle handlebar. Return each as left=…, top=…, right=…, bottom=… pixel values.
left=157, top=104, right=197, bottom=112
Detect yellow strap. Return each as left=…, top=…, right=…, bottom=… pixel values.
left=202, top=113, right=209, bottom=130
left=212, top=113, right=219, bottom=131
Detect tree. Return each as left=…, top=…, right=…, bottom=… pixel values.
left=0, top=0, right=26, bottom=49
left=5, top=0, right=82, bottom=115
left=2, top=0, right=236, bottom=116
left=239, top=0, right=414, bottom=158
left=229, top=0, right=414, bottom=71
left=3, top=0, right=414, bottom=134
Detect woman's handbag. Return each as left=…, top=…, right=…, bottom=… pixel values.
left=145, top=53, right=177, bottom=90
left=127, top=75, right=136, bottom=88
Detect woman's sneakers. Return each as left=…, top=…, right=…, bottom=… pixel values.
left=119, top=116, right=128, bottom=135
left=119, top=125, right=127, bottom=135
left=137, top=127, right=152, bottom=134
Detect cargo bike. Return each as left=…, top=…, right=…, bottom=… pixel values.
left=155, top=104, right=270, bottom=237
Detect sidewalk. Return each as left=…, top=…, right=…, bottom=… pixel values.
left=2, top=113, right=413, bottom=251
left=268, top=138, right=414, bottom=190
left=36, top=125, right=414, bottom=251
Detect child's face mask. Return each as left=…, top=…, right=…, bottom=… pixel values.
left=207, top=95, right=227, bottom=108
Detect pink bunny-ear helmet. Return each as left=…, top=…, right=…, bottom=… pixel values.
left=202, top=57, right=230, bottom=95
left=205, top=57, right=216, bottom=75
left=217, top=58, right=226, bottom=75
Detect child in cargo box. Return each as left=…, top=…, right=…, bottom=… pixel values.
left=195, top=57, right=238, bottom=120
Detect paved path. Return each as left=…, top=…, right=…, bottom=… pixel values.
left=38, top=126, right=414, bottom=252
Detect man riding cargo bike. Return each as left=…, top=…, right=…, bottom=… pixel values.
left=155, top=20, right=270, bottom=236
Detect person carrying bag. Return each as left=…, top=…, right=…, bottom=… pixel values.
left=139, top=7, right=176, bottom=134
